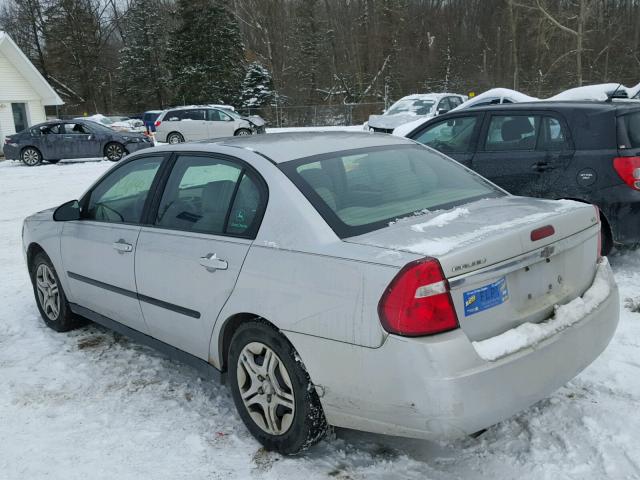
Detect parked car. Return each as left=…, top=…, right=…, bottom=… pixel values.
left=366, top=93, right=467, bottom=133
left=3, top=119, right=153, bottom=166
left=143, top=110, right=163, bottom=134
left=23, top=132, right=618, bottom=454
left=154, top=105, right=266, bottom=144
left=402, top=101, right=640, bottom=253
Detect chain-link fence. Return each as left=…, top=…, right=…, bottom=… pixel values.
left=238, top=102, right=385, bottom=128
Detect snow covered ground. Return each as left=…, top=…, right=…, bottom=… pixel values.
left=1, top=157, right=639, bottom=480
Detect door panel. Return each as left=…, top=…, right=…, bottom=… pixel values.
left=206, top=109, right=236, bottom=138
left=63, top=123, right=102, bottom=158
left=472, top=114, right=546, bottom=196
left=135, top=229, right=251, bottom=358
left=61, top=222, right=148, bottom=332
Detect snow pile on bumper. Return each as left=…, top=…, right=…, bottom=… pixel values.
left=472, top=258, right=615, bottom=361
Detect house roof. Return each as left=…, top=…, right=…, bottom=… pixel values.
left=0, top=31, right=63, bottom=105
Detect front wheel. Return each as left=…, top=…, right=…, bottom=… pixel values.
left=30, top=252, right=83, bottom=332
left=105, top=142, right=125, bottom=161
left=104, top=142, right=126, bottom=162
left=234, top=128, right=252, bottom=136
left=228, top=321, right=328, bottom=454
left=21, top=147, right=42, bottom=166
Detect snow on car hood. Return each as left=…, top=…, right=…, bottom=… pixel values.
left=549, top=82, right=640, bottom=101
left=244, top=115, right=266, bottom=127
left=368, top=113, right=434, bottom=130
left=346, top=197, right=597, bottom=276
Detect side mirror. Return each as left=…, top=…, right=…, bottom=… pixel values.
left=437, top=108, right=449, bottom=115
left=53, top=200, right=81, bottom=221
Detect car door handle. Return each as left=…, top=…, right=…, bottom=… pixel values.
left=531, top=162, right=553, bottom=172
left=199, top=253, right=228, bottom=271
left=112, top=239, right=133, bottom=253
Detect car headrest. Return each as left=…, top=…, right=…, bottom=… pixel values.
left=501, top=117, right=533, bottom=141
left=201, top=180, right=236, bottom=212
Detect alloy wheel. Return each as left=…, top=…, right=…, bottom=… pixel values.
left=236, top=129, right=251, bottom=136
left=106, top=144, right=124, bottom=161
left=35, top=264, right=60, bottom=321
left=236, top=342, right=296, bottom=435
left=168, top=134, right=183, bottom=144
left=22, top=148, right=40, bottom=166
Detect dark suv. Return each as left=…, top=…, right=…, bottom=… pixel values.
left=404, top=101, right=640, bottom=253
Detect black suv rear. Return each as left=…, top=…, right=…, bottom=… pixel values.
left=404, top=101, right=640, bottom=253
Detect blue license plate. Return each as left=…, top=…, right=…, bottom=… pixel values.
left=463, top=277, right=509, bottom=316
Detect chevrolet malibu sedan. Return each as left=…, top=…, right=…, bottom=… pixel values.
left=3, top=119, right=153, bottom=166
left=22, top=132, right=619, bottom=454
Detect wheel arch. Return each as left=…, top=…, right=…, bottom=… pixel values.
left=21, top=145, right=43, bottom=159
left=215, top=312, right=281, bottom=372
left=234, top=127, right=252, bottom=136
left=26, top=242, right=47, bottom=272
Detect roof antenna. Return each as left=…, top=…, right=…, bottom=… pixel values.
left=605, top=83, right=623, bottom=102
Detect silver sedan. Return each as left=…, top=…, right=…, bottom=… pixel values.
left=22, top=132, right=619, bottom=454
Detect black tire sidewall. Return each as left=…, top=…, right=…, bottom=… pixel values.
left=228, top=322, right=327, bottom=454
left=168, top=133, right=184, bottom=143
left=234, top=129, right=251, bottom=136
left=30, top=252, right=77, bottom=332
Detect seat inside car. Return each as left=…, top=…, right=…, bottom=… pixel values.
left=193, top=180, right=236, bottom=232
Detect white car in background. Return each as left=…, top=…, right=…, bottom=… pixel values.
left=366, top=93, right=467, bottom=133
left=155, top=105, right=266, bottom=144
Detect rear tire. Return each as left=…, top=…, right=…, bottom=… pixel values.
left=601, top=217, right=613, bottom=256
left=30, top=252, right=83, bottom=332
left=21, top=147, right=42, bottom=166
left=167, top=132, right=184, bottom=144
left=228, top=321, right=328, bottom=454
left=104, top=142, right=125, bottom=162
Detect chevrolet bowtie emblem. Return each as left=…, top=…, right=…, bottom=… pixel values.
left=540, top=246, right=555, bottom=259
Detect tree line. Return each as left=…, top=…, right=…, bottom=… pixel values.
left=1, top=0, right=639, bottom=117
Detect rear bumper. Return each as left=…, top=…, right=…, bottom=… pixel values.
left=287, top=261, right=619, bottom=440
left=3, top=143, right=20, bottom=160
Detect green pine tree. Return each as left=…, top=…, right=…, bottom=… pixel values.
left=117, top=0, right=171, bottom=110
left=168, top=0, right=245, bottom=105
left=239, top=62, right=274, bottom=108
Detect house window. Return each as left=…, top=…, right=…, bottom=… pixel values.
left=11, top=103, right=28, bottom=133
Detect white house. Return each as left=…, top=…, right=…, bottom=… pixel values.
left=0, top=31, right=63, bottom=154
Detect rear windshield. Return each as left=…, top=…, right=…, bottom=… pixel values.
left=281, top=144, right=503, bottom=237
left=621, top=112, right=640, bottom=148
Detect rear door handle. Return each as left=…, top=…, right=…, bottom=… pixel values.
left=112, top=239, right=133, bottom=253
left=531, top=162, right=553, bottom=172
left=199, top=253, right=228, bottom=271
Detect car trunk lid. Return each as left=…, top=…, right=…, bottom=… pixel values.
left=346, top=197, right=600, bottom=341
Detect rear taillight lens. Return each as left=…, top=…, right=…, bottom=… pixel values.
left=378, top=258, right=459, bottom=336
left=530, top=225, right=555, bottom=241
left=613, top=156, right=640, bottom=190
left=154, top=120, right=162, bottom=127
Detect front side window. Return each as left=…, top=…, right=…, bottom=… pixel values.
left=449, top=96, right=463, bottom=108
left=207, top=109, right=232, bottom=122
left=85, top=156, right=164, bottom=223
left=64, top=123, right=91, bottom=134
left=485, top=115, right=539, bottom=151
left=282, top=145, right=502, bottom=237
left=413, top=116, right=478, bottom=153
left=155, top=155, right=263, bottom=237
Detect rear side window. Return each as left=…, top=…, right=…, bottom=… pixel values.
left=165, top=109, right=205, bottom=121
left=538, top=116, right=569, bottom=151
left=413, top=116, right=478, bottom=153
left=485, top=115, right=539, bottom=151
left=621, top=112, right=640, bottom=148
left=282, top=145, right=503, bottom=237
left=155, top=155, right=264, bottom=237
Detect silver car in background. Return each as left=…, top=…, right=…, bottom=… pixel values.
left=22, top=132, right=618, bottom=454
left=154, top=105, right=266, bottom=144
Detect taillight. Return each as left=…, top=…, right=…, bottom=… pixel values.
left=613, top=156, right=640, bottom=190
left=378, top=258, right=459, bottom=336
left=154, top=120, right=162, bottom=127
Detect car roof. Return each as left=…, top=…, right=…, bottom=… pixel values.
left=456, top=100, right=640, bottom=114
left=155, top=131, right=416, bottom=164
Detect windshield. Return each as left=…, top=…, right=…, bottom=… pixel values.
left=281, top=145, right=503, bottom=237
left=386, top=99, right=435, bottom=116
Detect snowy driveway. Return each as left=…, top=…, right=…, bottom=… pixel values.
left=1, top=158, right=639, bottom=480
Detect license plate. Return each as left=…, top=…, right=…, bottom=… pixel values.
left=463, top=277, right=509, bottom=316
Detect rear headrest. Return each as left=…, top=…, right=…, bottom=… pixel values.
left=202, top=180, right=236, bottom=212
left=501, top=117, right=533, bottom=141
